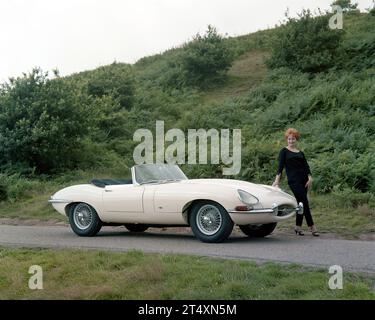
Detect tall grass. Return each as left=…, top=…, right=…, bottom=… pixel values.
left=0, top=248, right=373, bottom=299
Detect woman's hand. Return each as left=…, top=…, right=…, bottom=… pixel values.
left=305, top=177, right=313, bottom=191
left=272, top=174, right=281, bottom=188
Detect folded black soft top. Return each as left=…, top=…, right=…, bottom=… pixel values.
left=91, top=179, right=132, bottom=188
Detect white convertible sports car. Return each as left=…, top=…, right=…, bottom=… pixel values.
left=49, top=164, right=302, bottom=243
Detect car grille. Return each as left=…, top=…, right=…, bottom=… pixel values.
left=277, top=205, right=295, bottom=217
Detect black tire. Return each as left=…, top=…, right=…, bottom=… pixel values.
left=189, top=200, right=234, bottom=243
left=68, top=203, right=102, bottom=237
left=239, top=223, right=277, bottom=238
left=124, top=224, right=149, bottom=232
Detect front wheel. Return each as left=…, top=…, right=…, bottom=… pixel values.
left=239, top=223, right=277, bottom=238
left=189, top=201, right=234, bottom=243
left=68, top=203, right=102, bottom=237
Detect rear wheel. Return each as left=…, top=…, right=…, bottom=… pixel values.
left=239, top=223, right=277, bottom=238
left=189, top=201, right=234, bottom=243
left=69, top=203, right=102, bottom=237
left=124, top=224, right=148, bottom=232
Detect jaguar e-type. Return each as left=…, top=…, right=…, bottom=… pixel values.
left=49, top=164, right=302, bottom=243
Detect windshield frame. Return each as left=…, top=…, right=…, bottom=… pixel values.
left=132, top=164, right=188, bottom=185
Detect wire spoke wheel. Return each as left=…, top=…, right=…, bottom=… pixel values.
left=190, top=201, right=233, bottom=243
left=69, top=202, right=102, bottom=237
left=73, top=203, right=93, bottom=230
left=196, top=204, right=223, bottom=236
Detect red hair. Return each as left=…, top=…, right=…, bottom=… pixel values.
left=284, top=128, right=300, bottom=140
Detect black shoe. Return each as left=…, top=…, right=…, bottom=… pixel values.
left=310, top=226, right=320, bottom=237
left=294, top=227, right=304, bottom=236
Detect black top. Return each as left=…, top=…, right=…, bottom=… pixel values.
left=91, top=179, right=132, bottom=188
left=277, top=147, right=311, bottom=184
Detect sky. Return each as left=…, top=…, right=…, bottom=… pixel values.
left=0, top=0, right=373, bottom=82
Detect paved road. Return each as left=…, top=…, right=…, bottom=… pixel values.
left=0, top=225, right=374, bottom=273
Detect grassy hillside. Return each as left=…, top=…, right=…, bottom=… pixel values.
left=0, top=11, right=373, bottom=236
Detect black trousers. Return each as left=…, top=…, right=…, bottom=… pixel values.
left=289, top=182, right=314, bottom=227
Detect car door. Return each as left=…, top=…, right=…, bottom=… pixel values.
left=102, top=184, right=144, bottom=222
left=152, top=183, right=189, bottom=224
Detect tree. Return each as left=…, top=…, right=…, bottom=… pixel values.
left=87, top=63, right=135, bottom=109
left=0, top=68, right=91, bottom=173
left=369, top=1, right=375, bottom=15
left=267, top=10, right=344, bottom=73
left=331, top=0, right=358, bottom=11
left=179, top=25, right=233, bottom=87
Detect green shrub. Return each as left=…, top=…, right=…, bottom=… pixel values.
left=87, top=63, right=135, bottom=109
left=331, top=186, right=375, bottom=208
left=0, top=174, right=47, bottom=202
left=310, top=150, right=375, bottom=193
left=0, top=69, right=92, bottom=173
left=267, top=10, right=343, bottom=73
left=0, top=179, right=7, bottom=201
left=239, top=140, right=280, bottom=184
left=331, top=0, right=358, bottom=11
left=178, top=25, right=234, bottom=87
left=179, top=99, right=251, bottom=130
left=342, top=32, right=375, bottom=71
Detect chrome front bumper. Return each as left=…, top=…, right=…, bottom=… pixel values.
left=229, top=202, right=304, bottom=216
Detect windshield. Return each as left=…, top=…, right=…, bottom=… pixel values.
left=134, top=164, right=188, bottom=184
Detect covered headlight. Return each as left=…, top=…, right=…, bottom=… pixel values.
left=237, top=189, right=259, bottom=205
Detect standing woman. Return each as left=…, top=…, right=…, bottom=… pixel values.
left=272, top=128, right=319, bottom=236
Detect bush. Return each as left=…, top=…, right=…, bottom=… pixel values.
left=331, top=0, right=358, bottom=11
left=87, top=63, right=135, bottom=109
left=0, top=68, right=92, bottom=173
left=267, top=10, right=343, bottom=73
left=239, top=140, right=280, bottom=184
left=0, top=174, right=47, bottom=202
left=331, top=187, right=375, bottom=208
left=310, top=150, right=375, bottom=193
left=178, top=25, right=234, bottom=87
left=0, top=179, right=7, bottom=201
left=342, top=32, right=375, bottom=71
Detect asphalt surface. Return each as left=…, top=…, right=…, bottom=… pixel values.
left=0, top=224, right=374, bottom=273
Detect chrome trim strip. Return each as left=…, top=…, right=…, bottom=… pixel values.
left=229, top=208, right=274, bottom=214
left=131, top=166, right=140, bottom=186
left=48, top=199, right=72, bottom=204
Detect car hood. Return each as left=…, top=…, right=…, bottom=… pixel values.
left=180, top=179, right=294, bottom=200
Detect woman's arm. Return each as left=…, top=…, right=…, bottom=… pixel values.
left=302, top=152, right=313, bottom=190
left=305, top=174, right=313, bottom=190
left=272, top=148, right=285, bottom=187
left=272, top=173, right=282, bottom=187
left=302, top=152, right=312, bottom=175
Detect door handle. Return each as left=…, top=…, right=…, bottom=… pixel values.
left=105, top=189, right=113, bottom=192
